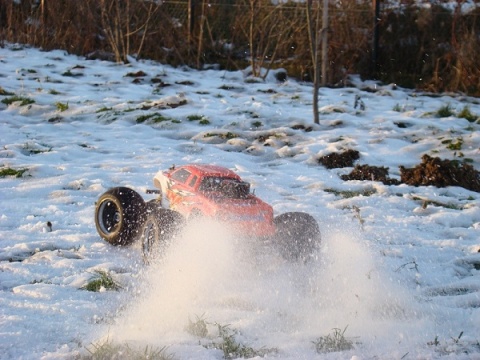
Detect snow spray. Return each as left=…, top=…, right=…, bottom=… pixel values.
left=104, top=219, right=436, bottom=356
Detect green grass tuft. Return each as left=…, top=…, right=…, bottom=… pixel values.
left=436, top=104, right=454, bottom=118
left=185, top=314, right=208, bottom=337
left=187, top=114, right=203, bottom=121
left=458, top=105, right=478, bottom=122
left=392, top=103, right=403, bottom=112
left=324, top=188, right=376, bottom=198
left=136, top=113, right=176, bottom=124
left=204, top=132, right=238, bottom=140
left=56, top=102, right=69, bottom=112
left=82, top=338, right=174, bottom=360
left=0, top=87, right=15, bottom=96
left=207, top=323, right=276, bottom=359
left=442, top=138, right=463, bottom=151
left=187, top=114, right=210, bottom=125
left=81, top=270, right=121, bottom=292
left=1, top=95, right=35, bottom=106
left=96, top=106, right=112, bottom=113
left=312, top=326, right=355, bottom=353
left=0, top=167, right=28, bottom=178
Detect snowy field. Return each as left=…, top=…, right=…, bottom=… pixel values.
left=1, top=45, right=480, bottom=359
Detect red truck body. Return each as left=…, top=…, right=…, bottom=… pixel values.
left=154, top=164, right=275, bottom=237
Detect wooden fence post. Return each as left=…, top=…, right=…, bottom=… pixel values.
left=372, top=0, right=380, bottom=78
left=321, top=0, right=328, bottom=86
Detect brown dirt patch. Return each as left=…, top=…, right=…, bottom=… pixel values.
left=318, top=149, right=360, bottom=169
left=340, top=154, right=480, bottom=192
left=341, top=165, right=400, bottom=185
left=400, top=155, right=480, bottom=192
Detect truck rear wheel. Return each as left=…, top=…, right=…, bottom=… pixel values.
left=274, top=212, right=320, bottom=262
left=95, top=187, right=145, bottom=246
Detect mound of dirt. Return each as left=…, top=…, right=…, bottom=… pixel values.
left=400, top=155, right=480, bottom=192
left=338, top=154, right=480, bottom=192
left=341, top=165, right=400, bottom=185
left=318, top=149, right=360, bottom=169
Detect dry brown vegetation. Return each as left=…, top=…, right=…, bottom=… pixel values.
left=329, top=151, right=480, bottom=192
left=1, top=0, right=479, bottom=95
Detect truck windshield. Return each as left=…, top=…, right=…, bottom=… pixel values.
left=199, top=177, right=250, bottom=198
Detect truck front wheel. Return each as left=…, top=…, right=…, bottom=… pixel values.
left=95, top=187, right=145, bottom=246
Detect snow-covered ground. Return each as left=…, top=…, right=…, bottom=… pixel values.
left=385, top=0, right=480, bottom=12
left=1, top=45, right=479, bottom=359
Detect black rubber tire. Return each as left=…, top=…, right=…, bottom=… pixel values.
left=274, top=212, right=320, bottom=262
left=95, top=187, right=145, bottom=246
left=141, top=201, right=185, bottom=263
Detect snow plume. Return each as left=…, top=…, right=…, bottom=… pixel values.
left=109, top=219, right=239, bottom=344
left=103, top=220, right=435, bottom=357
left=302, top=224, right=436, bottom=354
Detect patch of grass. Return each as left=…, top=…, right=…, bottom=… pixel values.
left=411, top=196, right=462, bottom=210
left=83, top=338, right=174, bottom=360
left=55, top=102, right=69, bottom=112
left=257, top=88, right=276, bottom=94
left=81, top=270, right=121, bottom=292
left=96, top=106, right=112, bottom=113
left=62, top=70, right=75, bottom=77
left=244, top=110, right=259, bottom=118
left=187, top=114, right=203, bottom=121
left=0, top=87, right=14, bottom=96
left=207, top=323, right=276, bottom=359
left=176, top=80, right=194, bottom=85
left=1, top=95, right=35, bottom=106
left=23, top=142, right=52, bottom=155
left=251, top=121, right=263, bottom=128
left=136, top=113, right=156, bottom=123
left=48, top=116, right=63, bottom=123
left=442, top=137, right=463, bottom=151
left=436, top=104, right=454, bottom=118
left=30, top=279, right=52, bottom=284
left=187, top=114, right=210, bottom=125
left=392, top=103, right=403, bottom=112
left=352, top=205, right=365, bottom=229
left=28, top=148, right=50, bottom=155
left=204, top=132, right=238, bottom=140
left=426, top=331, right=480, bottom=356
left=458, top=105, right=478, bottom=122
left=218, top=84, right=238, bottom=91
left=125, top=70, right=147, bottom=77
left=185, top=314, right=208, bottom=337
left=187, top=316, right=276, bottom=359
left=245, top=77, right=262, bottom=84
left=0, top=167, right=28, bottom=178
left=312, top=326, right=355, bottom=354
left=136, top=113, right=176, bottom=124
left=49, top=89, right=60, bottom=95
left=324, top=188, right=376, bottom=198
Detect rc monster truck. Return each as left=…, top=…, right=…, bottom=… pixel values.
left=95, top=164, right=320, bottom=262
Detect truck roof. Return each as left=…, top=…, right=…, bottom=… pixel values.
left=180, top=164, right=241, bottom=180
